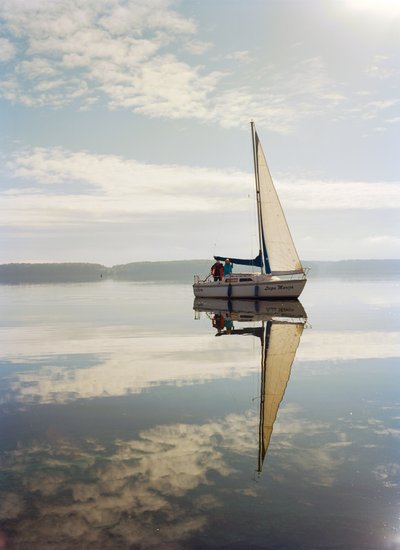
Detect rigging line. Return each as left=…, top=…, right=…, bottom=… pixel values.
left=211, top=206, right=227, bottom=254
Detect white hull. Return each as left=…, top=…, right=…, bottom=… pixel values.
left=193, top=273, right=306, bottom=299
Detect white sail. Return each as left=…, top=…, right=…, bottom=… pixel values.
left=255, top=131, right=303, bottom=274
left=258, top=321, right=304, bottom=470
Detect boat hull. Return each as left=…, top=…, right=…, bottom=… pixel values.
left=193, top=274, right=306, bottom=299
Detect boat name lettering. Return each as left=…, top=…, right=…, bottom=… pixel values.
left=264, top=284, right=294, bottom=291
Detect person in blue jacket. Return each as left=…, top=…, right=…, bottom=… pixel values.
left=223, top=258, right=233, bottom=278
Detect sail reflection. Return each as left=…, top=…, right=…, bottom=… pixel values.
left=194, top=298, right=307, bottom=474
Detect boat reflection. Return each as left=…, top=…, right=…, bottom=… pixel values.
left=194, top=298, right=307, bottom=474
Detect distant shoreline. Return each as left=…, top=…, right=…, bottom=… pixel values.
left=0, top=259, right=399, bottom=284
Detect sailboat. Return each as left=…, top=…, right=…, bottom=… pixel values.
left=193, top=122, right=307, bottom=299
left=194, top=298, right=306, bottom=474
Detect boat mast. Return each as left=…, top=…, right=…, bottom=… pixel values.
left=251, top=121, right=264, bottom=274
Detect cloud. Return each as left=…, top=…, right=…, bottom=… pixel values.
left=2, top=146, right=399, bottom=262
left=0, top=1, right=350, bottom=130
left=16, top=58, right=57, bottom=79
left=361, top=99, right=400, bottom=121
left=363, top=235, right=400, bottom=247
left=2, top=147, right=399, bottom=231
left=0, top=37, right=16, bottom=61
left=6, top=1, right=397, bottom=135
left=225, top=50, right=251, bottom=62
left=365, top=55, right=395, bottom=79
left=211, top=56, right=347, bottom=131
left=0, top=0, right=211, bottom=115
left=1, top=147, right=251, bottom=226
left=184, top=40, right=212, bottom=55
left=282, top=179, right=400, bottom=210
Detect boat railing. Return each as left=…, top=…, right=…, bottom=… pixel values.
left=194, top=273, right=216, bottom=285
left=194, top=273, right=212, bottom=284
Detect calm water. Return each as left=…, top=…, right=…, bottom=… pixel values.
left=0, top=279, right=399, bottom=549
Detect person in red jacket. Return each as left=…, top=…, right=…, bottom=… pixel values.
left=211, top=260, right=224, bottom=281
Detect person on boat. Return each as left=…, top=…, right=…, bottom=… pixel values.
left=211, top=260, right=224, bottom=281
left=212, top=313, right=225, bottom=333
left=223, top=259, right=233, bottom=279
left=224, top=316, right=234, bottom=334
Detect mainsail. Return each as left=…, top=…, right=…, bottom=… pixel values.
left=257, top=320, right=305, bottom=473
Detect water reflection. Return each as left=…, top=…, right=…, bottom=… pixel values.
left=0, top=283, right=398, bottom=549
left=194, top=298, right=307, bottom=474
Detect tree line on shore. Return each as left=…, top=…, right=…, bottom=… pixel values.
left=0, top=259, right=399, bottom=284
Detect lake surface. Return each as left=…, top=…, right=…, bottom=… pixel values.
left=0, top=278, right=399, bottom=549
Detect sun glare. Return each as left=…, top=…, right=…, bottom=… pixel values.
left=345, top=0, right=400, bottom=17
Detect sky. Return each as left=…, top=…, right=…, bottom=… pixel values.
left=0, top=0, right=399, bottom=265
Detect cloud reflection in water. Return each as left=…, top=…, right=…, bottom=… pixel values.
left=0, top=328, right=398, bottom=405
left=1, top=401, right=398, bottom=549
